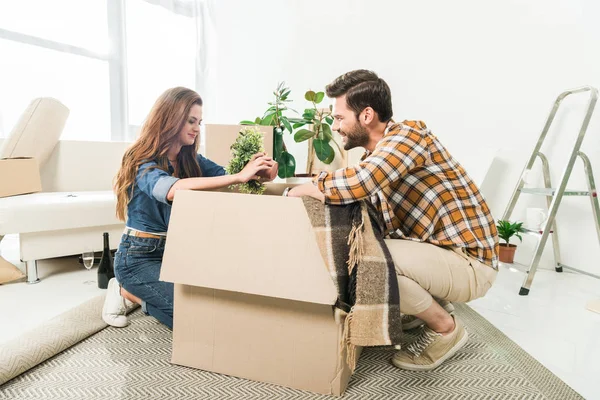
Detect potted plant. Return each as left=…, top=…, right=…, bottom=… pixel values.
left=240, top=82, right=303, bottom=178
left=226, top=126, right=277, bottom=194
left=496, top=220, right=525, bottom=263
left=292, top=90, right=342, bottom=175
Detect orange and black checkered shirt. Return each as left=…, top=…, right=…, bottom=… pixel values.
left=316, top=120, right=499, bottom=269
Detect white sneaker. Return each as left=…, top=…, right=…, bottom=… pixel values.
left=102, top=278, right=133, bottom=328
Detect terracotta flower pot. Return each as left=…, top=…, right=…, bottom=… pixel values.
left=499, top=244, right=517, bottom=263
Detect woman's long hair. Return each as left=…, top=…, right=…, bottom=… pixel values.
left=114, top=87, right=203, bottom=221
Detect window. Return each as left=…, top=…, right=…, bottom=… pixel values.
left=0, top=0, right=108, bottom=54
left=0, top=39, right=111, bottom=141
left=126, top=0, right=196, bottom=130
left=0, top=0, right=112, bottom=140
left=0, top=0, right=200, bottom=142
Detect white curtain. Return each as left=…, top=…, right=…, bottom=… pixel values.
left=139, top=0, right=218, bottom=124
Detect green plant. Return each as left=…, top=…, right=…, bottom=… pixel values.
left=240, top=82, right=303, bottom=178
left=496, top=220, right=525, bottom=245
left=226, top=126, right=266, bottom=195
left=292, top=90, right=341, bottom=174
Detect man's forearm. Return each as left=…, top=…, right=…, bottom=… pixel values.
left=287, top=182, right=325, bottom=202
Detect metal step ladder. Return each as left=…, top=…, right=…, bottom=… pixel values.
left=502, top=86, right=600, bottom=295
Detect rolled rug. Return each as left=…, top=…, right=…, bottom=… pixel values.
left=0, top=295, right=108, bottom=385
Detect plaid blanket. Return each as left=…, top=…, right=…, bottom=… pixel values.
left=302, top=197, right=402, bottom=370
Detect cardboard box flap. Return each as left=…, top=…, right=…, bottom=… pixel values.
left=161, top=190, right=338, bottom=305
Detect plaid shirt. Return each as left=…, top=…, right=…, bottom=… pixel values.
left=316, top=120, right=499, bottom=268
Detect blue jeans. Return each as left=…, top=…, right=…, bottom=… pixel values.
left=114, top=234, right=173, bottom=329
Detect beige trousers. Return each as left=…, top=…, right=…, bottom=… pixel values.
left=384, top=239, right=498, bottom=315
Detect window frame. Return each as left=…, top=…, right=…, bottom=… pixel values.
left=0, top=0, right=196, bottom=142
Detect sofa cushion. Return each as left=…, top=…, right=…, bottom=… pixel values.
left=0, top=98, right=69, bottom=168
left=0, top=191, right=121, bottom=235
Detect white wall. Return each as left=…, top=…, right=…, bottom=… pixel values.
left=205, top=0, right=600, bottom=275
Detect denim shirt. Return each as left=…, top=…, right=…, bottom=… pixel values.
left=125, top=154, right=225, bottom=233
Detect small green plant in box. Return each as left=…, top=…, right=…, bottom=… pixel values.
left=226, top=126, right=266, bottom=195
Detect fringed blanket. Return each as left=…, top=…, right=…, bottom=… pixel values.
left=302, top=198, right=402, bottom=371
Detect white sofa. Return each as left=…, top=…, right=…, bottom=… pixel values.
left=0, top=139, right=131, bottom=283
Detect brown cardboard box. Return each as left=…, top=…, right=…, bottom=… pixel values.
left=0, top=157, right=40, bottom=282
left=0, top=158, right=42, bottom=198
left=204, top=124, right=274, bottom=167
left=0, top=256, right=25, bottom=284
left=160, top=185, right=358, bottom=396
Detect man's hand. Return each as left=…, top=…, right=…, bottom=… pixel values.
left=287, top=182, right=325, bottom=203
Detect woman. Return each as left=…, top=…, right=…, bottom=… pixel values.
left=102, top=87, right=275, bottom=329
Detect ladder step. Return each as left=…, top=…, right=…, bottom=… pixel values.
left=522, top=228, right=554, bottom=236
left=519, top=187, right=593, bottom=197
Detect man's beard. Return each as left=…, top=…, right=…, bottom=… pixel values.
left=340, top=120, right=369, bottom=151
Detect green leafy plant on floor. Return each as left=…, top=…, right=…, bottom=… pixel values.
left=292, top=90, right=340, bottom=174
left=240, top=82, right=303, bottom=178
left=226, top=126, right=266, bottom=195
left=496, top=220, right=525, bottom=245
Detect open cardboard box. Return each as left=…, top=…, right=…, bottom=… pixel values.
left=160, top=182, right=359, bottom=396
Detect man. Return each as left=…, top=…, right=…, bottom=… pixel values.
left=287, top=70, right=498, bottom=371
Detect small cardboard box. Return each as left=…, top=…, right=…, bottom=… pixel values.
left=204, top=124, right=274, bottom=167
left=160, top=184, right=358, bottom=396
left=0, top=158, right=42, bottom=198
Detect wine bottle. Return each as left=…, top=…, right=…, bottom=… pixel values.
left=97, top=232, right=115, bottom=289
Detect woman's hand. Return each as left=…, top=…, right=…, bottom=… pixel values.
left=236, top=153, right=275, bottom=183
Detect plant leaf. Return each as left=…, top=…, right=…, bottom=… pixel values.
left=302, top=109, right=316, bottom=121
left=314, top=92, right=325, bottom=104
left=260, top=113, right=275, bottom=126
left=292, top=122, right=307, bottom=129
left=240, top=120, right=256, bottom=125
left=277, top=151, right=296, bottom=178
left=313, top=139, right=334, bottom=162
left=282, top=117, right=293, bottom=134
left=322, top=148, right=335, bottom=164
left=263, top=109, right=277, bottom=119
left=294, top=129, right=316, bottom=143
left=305, top=90, right=316, bottom=102
left=322, top=124, right=333, bottom=141
left=496, top=219, right=525, bottom=245
left=325, top=116, right=334, bottom=125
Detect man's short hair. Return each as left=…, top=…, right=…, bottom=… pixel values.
left=325, top=69, right=393, bottom=122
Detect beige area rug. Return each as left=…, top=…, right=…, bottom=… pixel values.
left=0, top=298, right=583, bottom=399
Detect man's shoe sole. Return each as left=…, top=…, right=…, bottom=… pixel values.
left=392, top=329, right=469, bottom=371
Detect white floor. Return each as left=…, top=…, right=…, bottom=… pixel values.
left=1, top=235, right=599, bottom=399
